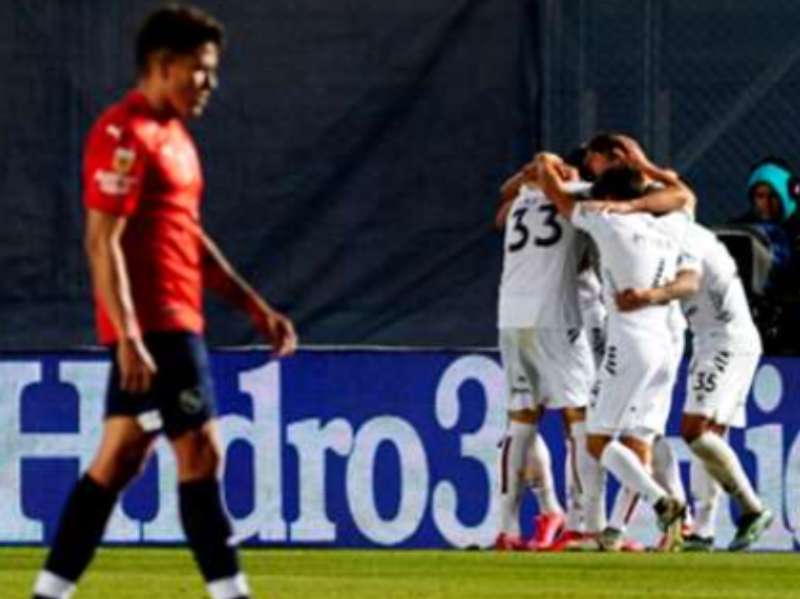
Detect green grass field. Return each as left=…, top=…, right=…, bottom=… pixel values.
left=2, top=547, right=798, bottom=598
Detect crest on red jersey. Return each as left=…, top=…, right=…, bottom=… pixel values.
left=112, top=147, right=136, bottom=174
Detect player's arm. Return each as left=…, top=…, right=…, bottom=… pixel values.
left=495, top=161, right=537, bottom=229
left=201, top=232, right=297, bottom=357
left=581, top=176, right=696, bottom=216
left=535, top=152, right=576, bottom=218
left=84, top=209, right=156, bottom=392
left=615, top=269, right=700, bottom=311
left=629, top=175, right=696, bottom=215
left=613, top=135, right=696, bottom=214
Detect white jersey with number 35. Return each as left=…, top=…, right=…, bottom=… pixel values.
left=498, top=182, right=591, bottom=329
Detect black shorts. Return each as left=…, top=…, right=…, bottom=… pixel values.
left=105, top=331, right=216, bottom=438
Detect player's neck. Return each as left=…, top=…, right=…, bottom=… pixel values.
left=136, top=81, right=180, bottom=120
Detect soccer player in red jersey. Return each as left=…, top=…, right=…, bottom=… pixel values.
left=32, top=6, right=296, bottom=599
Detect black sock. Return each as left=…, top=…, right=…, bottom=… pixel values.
left=179, top=479, right=242, bottom=584
left=43, top=474, right=118, bottom=582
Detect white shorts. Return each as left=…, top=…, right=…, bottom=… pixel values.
left=684, top=347, right=761, bottom=428
left=587, top=329, right=676, bottom=437
left=499, top=327, right=595, bottom=412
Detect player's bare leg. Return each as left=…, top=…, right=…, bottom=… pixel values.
left=33, top=417, right=155, bottom=599
left=496, top=407, right=541, bottom=550
left=172, top=421, right=251, bottom=599
left=682, top=415, right=772, bottom=551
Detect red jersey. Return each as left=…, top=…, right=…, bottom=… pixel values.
left=83, top=90, right=205, bottom=344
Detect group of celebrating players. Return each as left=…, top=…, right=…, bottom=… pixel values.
left=494, top=133, right=773, bottom=553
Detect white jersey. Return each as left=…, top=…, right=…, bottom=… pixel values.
left=498, top=182, right=591, bottom=328
left=678, top=222, right=762, bottom=352
left=571, top=206, right=680, bottom=336
left=573, top=207, right=682, bottom=435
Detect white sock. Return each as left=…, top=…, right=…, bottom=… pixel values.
left=498, top=421, right=536, bottom=535
left=208, top=573, right=250, bottom=599
left=608, top=486, right=640, bottom=533
left=528, top=433, right=563, bottom=515
left=564, top=434, right=582, bottom=530
left=571, top=422, right=606, bottom=533
left=690, top=431, right=763, bottom=515
left=652, top=436, right=692, bottom=527
left=33, top=571, right=76, bottom=599
left=600, top=440, right=667, bottom=506
left=690, top=454, right=722, bottom=539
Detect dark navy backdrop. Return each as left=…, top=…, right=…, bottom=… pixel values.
left=0, top=1, right=539, bottom=349
left=3, top=1, right=800, bottom=349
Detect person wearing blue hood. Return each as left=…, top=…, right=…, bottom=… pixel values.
left=747, top=157, right=800, bottom=224
left=733, top=157, right=800, bottom=294
left=723, top=157, right=800, bottom=354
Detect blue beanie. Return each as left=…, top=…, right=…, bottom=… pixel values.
left=747, top=162, right=797, bottom=221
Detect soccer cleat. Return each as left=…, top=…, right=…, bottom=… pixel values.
left=597, top=527, right=624, bottom=552
left=494, top=532, right=527, bottom=551
left=547, top=529, right=591, bottom=552
left=654, top=496, right=686, bottom=552
left=656, top=521, right=692, bottom=552
left=683, top=533, right=715, bottom=552
left=728, top=509, right=774, bottom=551
left=526, top=512, right=566, bottom=550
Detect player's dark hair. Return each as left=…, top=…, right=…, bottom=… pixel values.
left=563, top=146, right=586, bottom=169
left=136, top=4, right=224, bottom=73
left=586, top=132, right=626, bottom=158
left=564, top=145, right=596, bottom=181
left=591, top=166, right=646, bottom=200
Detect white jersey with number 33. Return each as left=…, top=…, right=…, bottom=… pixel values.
left=498, top=182, right=591, bottom=329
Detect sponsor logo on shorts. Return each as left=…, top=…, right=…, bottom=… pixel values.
left=137, top=410, right=163, bottom=432
left=179, top=387, right=204, bottom=415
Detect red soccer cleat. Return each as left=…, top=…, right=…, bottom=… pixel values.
left=526, top=512, right=566, bottom=551
left=547, top=529, right=592, bottom=552
left=494, top=532, right=527, bottom=551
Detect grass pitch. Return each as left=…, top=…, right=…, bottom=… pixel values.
left=2, top=547, right=798, bottom=598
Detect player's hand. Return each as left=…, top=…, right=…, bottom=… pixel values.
left=117, top=337, right=157, bottom=394
left=534, top=152, right=563, bottom=169
left=612, top=134, right=650, bottom=168
left=615, top=288, right=653, bottom=311
left=253, top=309, right=298, bottom=357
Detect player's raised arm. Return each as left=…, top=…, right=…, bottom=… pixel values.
left=200, top=232, right=298, bottom=356
left=581, top=135, right=696, bottom=216
left=615, top=269, right=700, bottom=311
left=615, top=135, right=696, bottom=214
left=536, top=152, right=576, bottom=218
left=84, top=209, right=157, bottom=393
